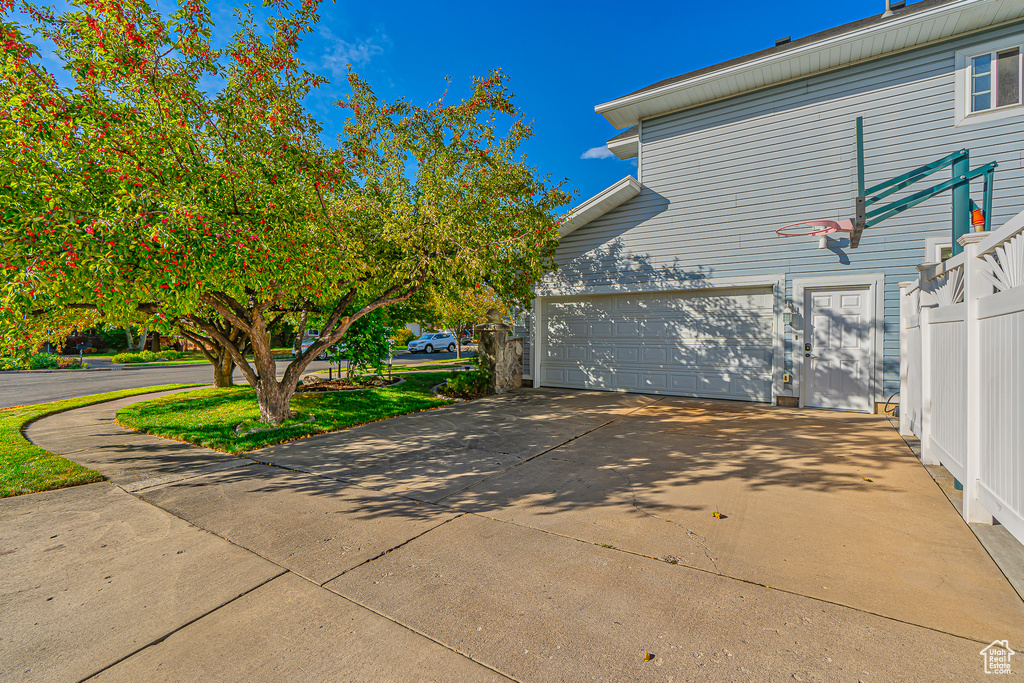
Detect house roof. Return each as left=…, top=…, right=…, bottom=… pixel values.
left=559, top=176, right=641, bottom=238
left=596, top=0, right=1024, bottom=129
left=606, top=125, right=639, bottom=160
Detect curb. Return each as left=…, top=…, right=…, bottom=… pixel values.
left=430, top=381, right=465, bottom=403
left=0, top=367, right=121, bottom=374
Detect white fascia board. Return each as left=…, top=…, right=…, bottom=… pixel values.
left=537, top=273, right=784, bottom=298
left=559, top=175, right=641, bottom=238
left=596, top=0, right=1024, bottom=129
left=606, top=133, right=638, bottom=160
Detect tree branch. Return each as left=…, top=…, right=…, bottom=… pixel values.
left=181, top=316, right=258, bottom=385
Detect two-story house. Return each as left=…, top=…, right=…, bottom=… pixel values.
left=528, top=0, right=1024, bottom=413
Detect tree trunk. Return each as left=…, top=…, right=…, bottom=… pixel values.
left=248, top=313, right=295, bottom=425
left=213, top=351, right=235, bottom=387
left=255, top=381, right=295, bottom=425
left=126, top=326, right=149, bottom=352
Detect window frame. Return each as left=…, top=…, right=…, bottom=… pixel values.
left=955, top=36, right=1024, bottom=126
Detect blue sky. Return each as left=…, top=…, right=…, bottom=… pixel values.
left=28, top=0, right=898, bottom=204
left=285, top=0, right=895, bottom=204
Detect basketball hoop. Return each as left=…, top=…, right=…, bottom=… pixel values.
left=775, top=219, right=855, bottom=237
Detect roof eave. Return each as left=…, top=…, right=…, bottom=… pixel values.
left=606, top=134, right=638, bottom=160
left=559, top=176, right=641, bottom=238
left=595, top=0, right=1021, bottom=129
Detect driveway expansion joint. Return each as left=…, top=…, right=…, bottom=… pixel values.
left=460, top=510, right=999, bottom=647
left=604, top=462, right=722, bottom=574
left=316, top=512, right=467, bottom=587
left=80, top=569, right=287, bottom=683
left=123, top=489, right=515, bottom=680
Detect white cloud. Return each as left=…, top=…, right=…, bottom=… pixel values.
left=581, top=145, right=615, bottom=160
left=321, top=28, right=385, bottom=77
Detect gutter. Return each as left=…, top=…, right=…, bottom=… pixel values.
left=595, top=0, right=1017, bottom=128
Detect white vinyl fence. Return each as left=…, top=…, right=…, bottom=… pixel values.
left=900, top=208, right=1024, bottom=546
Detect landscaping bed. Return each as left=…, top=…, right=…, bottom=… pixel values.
left=296, top=375, right=403, bottom=392
left=0, top=353, right=89, bottom=371
left=116, top=372, right=453, bottom=454
left=0, top=384, right=203, bottom=497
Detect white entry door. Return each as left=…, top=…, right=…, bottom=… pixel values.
left=803, top=287, right=873, bottom=412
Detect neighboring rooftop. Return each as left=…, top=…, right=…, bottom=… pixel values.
left=596, top=0, right=1024, bottom=129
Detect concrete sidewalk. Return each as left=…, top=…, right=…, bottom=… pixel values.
left=5, top=388, right=1024, bottom=681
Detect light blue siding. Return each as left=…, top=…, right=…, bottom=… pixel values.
left=544, top=21, right=1024, bottom=401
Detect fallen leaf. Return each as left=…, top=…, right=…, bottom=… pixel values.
left=643, top=651, right=654, bottom=662
left=862, top=477, right=873, bottom=482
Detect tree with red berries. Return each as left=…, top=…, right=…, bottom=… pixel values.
left=0, top=0, right=569, bottom=423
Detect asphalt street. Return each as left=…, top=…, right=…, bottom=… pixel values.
left=1, top=350, right=469, bottom=408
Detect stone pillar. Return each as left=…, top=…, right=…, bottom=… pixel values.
left=475, top=308, right=523, bottom=394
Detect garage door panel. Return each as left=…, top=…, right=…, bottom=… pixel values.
left=640, top=347, right=669, bottom=363
left=565, top=345, right=588, bottom=361
left=544, top=346, right=564, bottom=360
left=613, top=321, right=640, bottom=337
left=670, top=374, right=700, bottom=392
left=542, top=286, right=775, bottom=402
left=614, top=295, right=645, bottom=312
left=615, top=371, right=641, bottom=389
left=692, top=345, right=772, bottom=368
left=641, top=373, right=668, bottom=391
left=615, top=347, right=639, bottom=363
left=567, top=322, right=588, bottom=338
left=543, top=367, right=566, bottom=384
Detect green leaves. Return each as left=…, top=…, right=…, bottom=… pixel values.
left=1, top=0, right=571, bottom=423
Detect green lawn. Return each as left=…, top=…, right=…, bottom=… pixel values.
left=0, top=384, right=204, bottom=498
left=116, top=372, right=453, bottom=454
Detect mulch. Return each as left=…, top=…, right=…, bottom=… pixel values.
left=295, top=376, right=402, bottom=393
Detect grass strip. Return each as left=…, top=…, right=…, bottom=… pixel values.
left=123, top=360, right=210, bottom=367
left=117, top=372, right=453, bottom=455
left=0, top=384, right=204, bottom=498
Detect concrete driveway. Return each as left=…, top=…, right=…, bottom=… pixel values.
left=6, top=388, right=1024, bottom=681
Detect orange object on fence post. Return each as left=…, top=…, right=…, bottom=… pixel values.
left=971, top=207, right=985, bottom=228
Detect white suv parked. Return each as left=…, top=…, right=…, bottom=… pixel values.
left=408, top=332, right=456, bottom=354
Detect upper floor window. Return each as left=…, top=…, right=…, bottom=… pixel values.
left=970, top=48, right=1021, bottom=112
left=956, top=36, right=1024, bottom=126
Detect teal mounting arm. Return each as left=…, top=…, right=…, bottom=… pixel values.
left=851, top=117, right=997, bottom=254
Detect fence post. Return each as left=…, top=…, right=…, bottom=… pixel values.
left=919, top=304, right=938, bottom=465
left=917, top=263, right=940, bottom=465
left=898, top=281, right=915, bottom=436
left=960, top=233, right=994, bottom=525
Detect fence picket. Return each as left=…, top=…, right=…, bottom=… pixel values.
left=901, top=209, right=1024, bottom=546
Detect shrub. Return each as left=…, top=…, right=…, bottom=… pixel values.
left=28, top=353, right=60, bottom=369
left=161, top=350, right=184, bottom=360
left=0, top=357, right=27, bottom=371
left=112, top=352, right=142, bottom=364
left=392, top=328, right=416, bottom=347
left=138, top=350, right=157, bottom=362
left=440, top=367, right=491, bottom=400
left=25, top=354, right=89, bottom=370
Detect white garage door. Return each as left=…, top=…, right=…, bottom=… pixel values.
left=540, top=287, right=775, bottom=401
